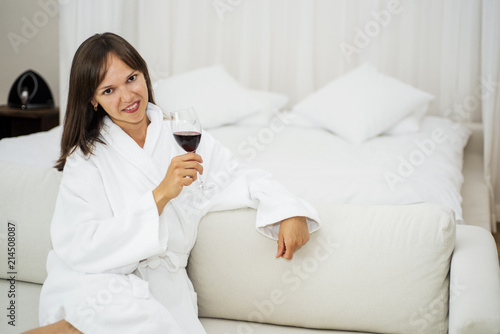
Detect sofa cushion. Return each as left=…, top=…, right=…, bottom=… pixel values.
left=188, top=203, right=455, bottom=334
left=0, top=162, right=61, bottom=284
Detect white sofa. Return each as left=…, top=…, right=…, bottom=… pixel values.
left=0, top=160, right=500, bottom=334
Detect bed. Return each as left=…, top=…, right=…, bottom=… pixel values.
left=0, top=64, right=491, bottom=231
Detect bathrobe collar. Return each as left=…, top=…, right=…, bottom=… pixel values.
left=100, top=103, right=166, bottom=184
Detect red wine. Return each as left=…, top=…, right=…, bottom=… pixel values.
left=173, top=131, right=201, bottom=152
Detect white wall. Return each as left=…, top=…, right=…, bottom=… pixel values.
left=0, top=0, right=59, bottom=107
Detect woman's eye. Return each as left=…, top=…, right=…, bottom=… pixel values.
left=103, top=88, right=112, bottom=95
left=128, top=74, right=137, bottom=82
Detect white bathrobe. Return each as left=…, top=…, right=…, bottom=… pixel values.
left=38, top=103, right=320, bottom=333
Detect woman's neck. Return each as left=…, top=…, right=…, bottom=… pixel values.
left=122, top=117, right=151, bottom=148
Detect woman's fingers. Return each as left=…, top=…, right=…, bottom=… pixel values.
left=276, top=217, right=310, bottom=260
left=179, top=160, right=204, bottom=175
left=276, top=237, right=286, bottom=258
left=153, top=153, right=206, bottom=214
left=171, top=153, right=204, bottom=175
left=174, top=152, right=203, bottom=164
left=170, top=162, right=203, bottom=186
left=180, top=169, right=198, bottom=184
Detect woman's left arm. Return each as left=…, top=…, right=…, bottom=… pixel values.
left=199, top=131, right=321, bottom=259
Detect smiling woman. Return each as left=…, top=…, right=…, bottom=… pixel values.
left=91, top=54, right=150, bottom=147
left=23, top=32, right=320, bottom=334
left=54, top=33, right=156, bottom=172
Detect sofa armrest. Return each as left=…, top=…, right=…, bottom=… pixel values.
left=449, top=225, right=500, bottom=333
left=463, top=122, right=483, bottom=156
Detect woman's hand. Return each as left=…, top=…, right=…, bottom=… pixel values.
left=153, top=153, right=203, bottom=215
left=276, top=216, right=310, bottom=260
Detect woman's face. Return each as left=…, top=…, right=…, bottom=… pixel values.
left=91, top=53, right=149, bottom=133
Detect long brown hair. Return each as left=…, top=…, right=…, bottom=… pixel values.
left=55, top=32, right=155, bottom=171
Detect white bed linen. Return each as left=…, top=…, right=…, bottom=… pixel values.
left=0, top=116, right=470, bottom=223
left=208, top=116, right=470, bottom=224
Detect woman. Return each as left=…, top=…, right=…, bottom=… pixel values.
left=27, top=32, right=320, bottom=334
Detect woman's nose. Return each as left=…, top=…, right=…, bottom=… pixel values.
left=121, top=87, right=134, bottom=103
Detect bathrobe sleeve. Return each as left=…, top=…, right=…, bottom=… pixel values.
left=50, top=151, right=167, bottom=274
left=199, top=131, right=321, bottom=240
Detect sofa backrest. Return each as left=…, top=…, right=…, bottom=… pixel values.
left=188, top=203, right=456, bottom=334
left=0, top=162, right=61, bottom=284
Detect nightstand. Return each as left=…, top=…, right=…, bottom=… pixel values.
left=0, top=105, right=59, bottom=139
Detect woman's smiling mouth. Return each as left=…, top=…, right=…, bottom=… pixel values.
left=123, top=100, right=140, bottom=113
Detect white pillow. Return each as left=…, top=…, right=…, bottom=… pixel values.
left=288, top=102, right=429, bottom=134
left=292, top=63, right=435, bottom=144
left=153, top=65, right=265, bottom=129
left=248, top=89, right=289, bottom=111
left=236, top=89, right=289, bottom=126
left=385, top=102, right=429, bottom=135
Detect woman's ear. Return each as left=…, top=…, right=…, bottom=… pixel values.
left=90, top=99, right=98, bottom=109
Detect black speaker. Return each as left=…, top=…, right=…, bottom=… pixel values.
left=8, top=70, right=54, bottom=109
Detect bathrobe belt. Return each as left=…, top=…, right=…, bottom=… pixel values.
left=130, top=251, right=189, bottom=299
left=137, top=251, right=189, bottom=276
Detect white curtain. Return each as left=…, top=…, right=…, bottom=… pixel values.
left=482, top=0, right=500, bottom=232
left=59, top=0, right=484, bottom=117
left=58, top=0, right=140, bottom=117
left=59, top=0, right=498, bottom=229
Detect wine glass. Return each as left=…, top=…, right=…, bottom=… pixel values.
left=170, top=107, right=213, bottom=190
